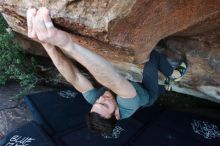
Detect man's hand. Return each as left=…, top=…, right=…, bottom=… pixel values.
left=26, top=7, right=71, bottom=48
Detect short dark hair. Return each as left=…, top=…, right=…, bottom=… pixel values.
left=86, top=112, right=117, bottom=135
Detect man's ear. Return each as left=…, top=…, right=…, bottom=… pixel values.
left=115, top=107, right=120, bottom=120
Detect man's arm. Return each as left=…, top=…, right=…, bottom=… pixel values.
left=42, top=44, right=94, bottom=93
left=28, top=7, right=137, bottom=98
left=60, top=40, right=137, bottom=98
left=27, top=8, right=93, bottom=93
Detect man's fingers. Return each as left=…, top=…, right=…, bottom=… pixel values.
left=40, top=7, right=55, bottom=32
left=27, top=8, right=37, bottom=37
left=35, top=8, right=49, bottom=40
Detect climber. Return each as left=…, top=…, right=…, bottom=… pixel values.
left=26, top=7, right=187, bottom=134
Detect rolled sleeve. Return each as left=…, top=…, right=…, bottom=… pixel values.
left=116, top=95, right=141, bottom=110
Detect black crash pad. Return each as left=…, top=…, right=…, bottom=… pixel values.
left=130, top=110, right=220, bottom=146
left=24, top=89, right=220, bottom=146
left=24, top=88, right=91, bottom=135
left=60, top=118, right=142, bottom=146
left=2, top=121, right=56, bottom=146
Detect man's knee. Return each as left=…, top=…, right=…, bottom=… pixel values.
left=150, top=50, right=160, bottom=60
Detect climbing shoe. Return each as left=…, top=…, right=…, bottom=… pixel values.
left=172, top=61, right=188, bottom=82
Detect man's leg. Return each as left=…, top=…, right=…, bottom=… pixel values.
left=142, top=50, right=173, bottom=105
left=156, top=51, right=174, bottom=78
left=156, top=50, right=188, bottom=82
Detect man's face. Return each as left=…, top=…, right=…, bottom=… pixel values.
left=91, top=91, right=120, bottom=120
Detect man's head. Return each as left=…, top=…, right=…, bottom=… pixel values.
left=86, top=90, right=120, bottom=134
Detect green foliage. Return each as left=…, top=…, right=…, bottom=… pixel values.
left=0, top=13, right=38, bottom=98
left=0, top=14, right=8, bottom=34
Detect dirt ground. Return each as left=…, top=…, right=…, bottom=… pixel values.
left=0, top=81, right=53, bottom=140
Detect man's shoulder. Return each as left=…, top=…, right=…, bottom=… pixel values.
left=117, top=81, right=149, bottom=119
left=82, top=87, right=106, bottom=105
left=116, top=81, right=149, bottom=107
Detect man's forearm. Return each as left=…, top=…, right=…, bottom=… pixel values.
left=42, top=44, right=93, bottom=92
left=64, top=43, right=119, bottom=84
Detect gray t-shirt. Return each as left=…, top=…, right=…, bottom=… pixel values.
left=82, top=82, right=149, bottom=119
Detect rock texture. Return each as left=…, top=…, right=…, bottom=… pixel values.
left=0, top=0, right=219, bottom=102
